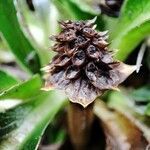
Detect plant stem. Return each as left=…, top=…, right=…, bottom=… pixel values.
left=68, top=102, right=94, bottom=150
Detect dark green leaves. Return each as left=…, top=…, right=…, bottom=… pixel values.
left=110, top=0, right=150, bottom=60
left=131, top=85, right=150, bottom=116
left=0, top=74, right=66, bottom=150
left=0, top=75, right=42, bottom=100
left=0, top=91, right=66, bottom=150
left=0, top=0, right=41, bottom=73
left=131, top=85, right=150, bottom=102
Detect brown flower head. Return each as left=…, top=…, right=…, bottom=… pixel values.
left=43, top=18, right=136, bottom=107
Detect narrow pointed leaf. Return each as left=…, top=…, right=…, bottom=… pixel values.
left=0, top=0, right=41, bottom=73
left=0, top=75, right=42, bottom=100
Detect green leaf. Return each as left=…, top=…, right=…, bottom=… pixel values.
left=108, top=90, right=148, bottom=116
left=0, top=0, right=41, bottom=73
left=131, top=85, right=150, bottom=102
left=0, top=90, right=66, bottom=150
left=53, top=0, right=93, bottom=20
left=0, top=75, right=42, bottom=100
left=145, top=103, right=150, bottom=116
left=110, top=0, right=150, bottom=60
left=0, top=70, right=19, bottom=93
left=69, top=0, right=100, bottom=15
left=53, top=0, right=105, bottom=30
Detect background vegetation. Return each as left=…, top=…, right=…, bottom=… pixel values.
left=0, top=0, right=149, bottom=149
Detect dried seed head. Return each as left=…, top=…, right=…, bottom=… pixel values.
left=43, top=18, right=136, bottom=107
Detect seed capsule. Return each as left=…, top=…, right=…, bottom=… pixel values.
left=54, top=55, right=70, bottom=67
left=86, top=45, right=101, bottom=59
left=72, top=50, right=86, bottom=66
left=53, top=43, right=65, bottom=52
left=85, top=62, right=98, bottom=82
left=57, top=29, right=76, bottom=41
left=93, top=38, right=109, bottom=49
left=74, top=36, right=89, bottom=48
left=74, top=21, right=85, bottom=30
left=83, top=27, right=96, bottom=37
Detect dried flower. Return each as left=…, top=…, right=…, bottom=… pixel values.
left=99, top=0, right=124, bottom=17
left=43, top=18, right=136, bottom=107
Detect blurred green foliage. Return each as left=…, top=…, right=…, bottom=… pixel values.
left=0, top=0, right=149, bottom=149
left=0, top=70, right=19, bottom=93
left=0, top=0, right=41, bottom=73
